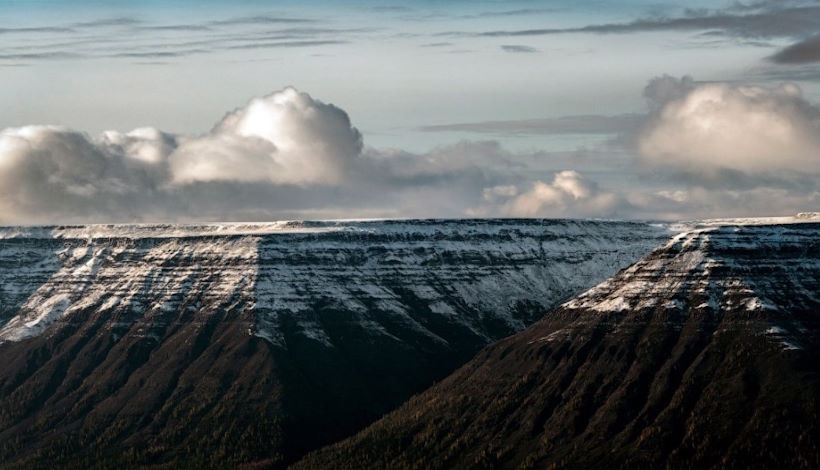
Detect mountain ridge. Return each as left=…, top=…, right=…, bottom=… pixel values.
left=294, top=221, right=820, bottom=469
left=0, top=219, right=667, bottom=467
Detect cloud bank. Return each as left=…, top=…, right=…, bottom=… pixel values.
left=0, top=80, right=818, bottom=224
left=0, top=88, right=364, bottom=223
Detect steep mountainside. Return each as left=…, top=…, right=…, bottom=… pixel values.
left=0, top=219, right=666, bottom=468
left=296, top=223, right=820, bottom=469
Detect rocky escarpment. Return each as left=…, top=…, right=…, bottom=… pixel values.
left=296, top=222, right=820, bottom=469
left=0, top=219, right=666, bottom=468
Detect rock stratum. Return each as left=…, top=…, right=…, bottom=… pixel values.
left=0, top=219, right=666, bottom=468
left=296, top=222, right=820, bottom=469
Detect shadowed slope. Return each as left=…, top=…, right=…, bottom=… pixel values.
left=0, top=220, right=665, bottom=467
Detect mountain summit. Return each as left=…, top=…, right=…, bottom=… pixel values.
left=296, top=222, right=820, bottom=469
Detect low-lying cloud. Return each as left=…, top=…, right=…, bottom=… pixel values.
left=0, top=88, right=365, bottom=223
left=0, top=80, right=818, bottom=224
left=420, top=114, right=643, bottom=135
left=472, top=171, right=625, bottom=218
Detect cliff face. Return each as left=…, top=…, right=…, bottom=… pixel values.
left=0, top=219, right=666, bottom=467
left=296, top=223, right=820, bottom=469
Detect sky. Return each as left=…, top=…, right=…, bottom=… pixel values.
left=0, top=0, right=818, bottom=223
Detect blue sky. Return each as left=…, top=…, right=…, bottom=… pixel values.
left=0, top=1, right=818, bottom=222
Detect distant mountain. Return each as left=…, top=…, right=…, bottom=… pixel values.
left=0, top=219, right=666, bottom=467
left=296, top=222, right=820, bottom=469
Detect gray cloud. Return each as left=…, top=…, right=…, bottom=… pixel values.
left=642, top=74, right=696, bottom=110
left=72, top=17, right=141, bottom=28
left=420, top=114, right=644, bottom=135
left=139, top=24, right=213, bottom=32
left=750, top=63, right=820, bottom=82
left=471, top=9, right=556, bottom=18
left=385, top=7, right=556, bottom=22
left=105, top=50, right=210, bottom=59
left=0, top=26, right=74, bottom=34
left=5, top=2, right=820, bottom=68
left=726, top=1, right=819, bottom=12
left=770, top=35, right=820, bottom=63
left=0, top=13, right=344, bottom=64
left=629, top=186, right=820, bottom=220
left=0, top=51, right=82, bottom=60
left=207, top=16, right=315, bottom=26
left=460, top=5, right=820, bottom=40
left=225, top=40, right=348, bottom=50
left=500, top=45, right=537, bottom=53
left=370, top=6, right=413, bottom=13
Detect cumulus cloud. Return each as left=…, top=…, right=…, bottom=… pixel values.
left=0, top=88, right=366, bottom=223
left=0, top=93, right=541, bottom=223
left=171, top=87, right=362, bottom=184
left=636, top=77, right=820, bottom=180
left=472, top=171, right=625, bottom=218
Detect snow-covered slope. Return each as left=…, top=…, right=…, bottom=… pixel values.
left=0, top=219, right=668, bottom=347
left=560, top=223, right=819, bottom=351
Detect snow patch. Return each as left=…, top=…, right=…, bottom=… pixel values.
left=0, top=293, right=72, bottom=342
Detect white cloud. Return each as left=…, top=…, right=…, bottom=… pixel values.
left=637, top=78, right=820, bottom=179
left=99, top=127, right=177, bottom=164
left=171, top=87, right=362, bottom=185
left=0, top=88, right=370, bottom=223
left=473, top=171, right=624, bottom=218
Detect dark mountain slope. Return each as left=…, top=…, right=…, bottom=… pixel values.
left=0, top=220, right=665, bottom=468
left=295, top=223, right=820, bottom=469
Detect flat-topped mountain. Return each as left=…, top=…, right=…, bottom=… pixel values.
left=0, top=219, right=667, bottom=467
left=296, top=222, right=820, bottom=469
